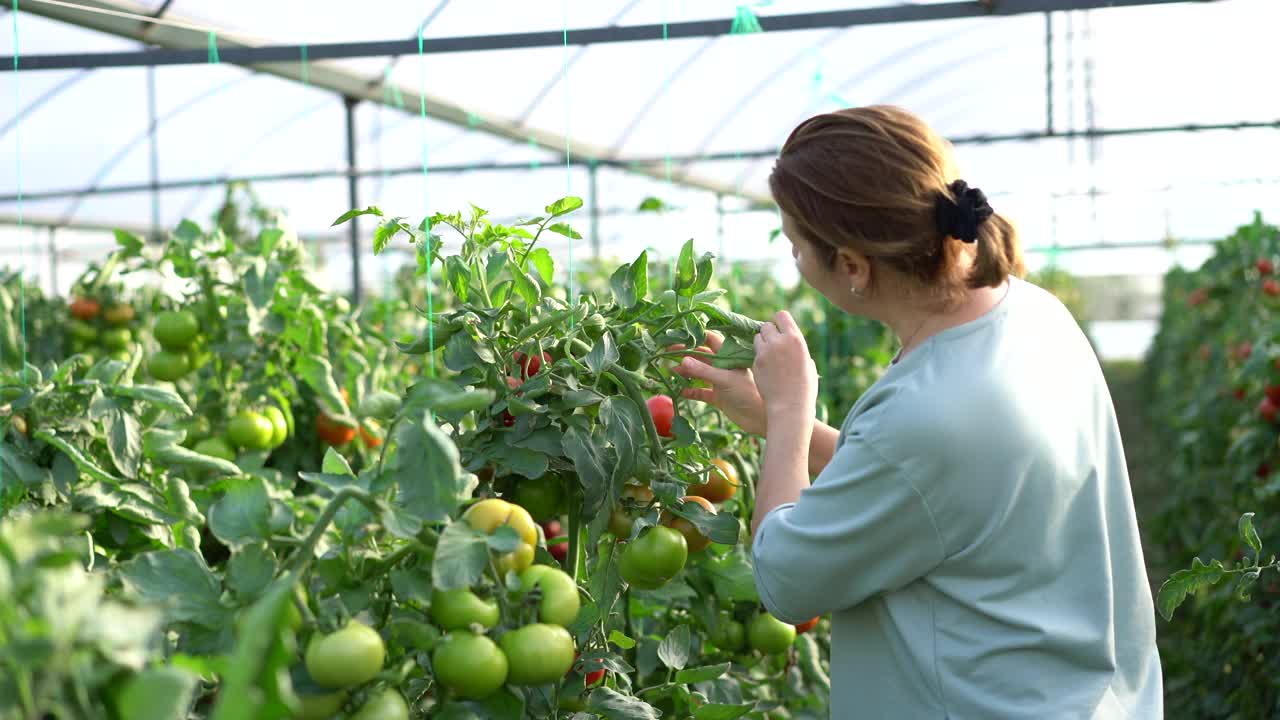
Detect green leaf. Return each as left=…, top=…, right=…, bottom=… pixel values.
left=1236, top=568, right=1261, bottom=602
left=667, top=499, right=739, bottom=546
left=443, top=331, right=484, bottom=373
left=546, top=196, right=584, bottom=218
left=356, top=390, right=402, bottom=420
left=331, top=206, right=384, bottom=226
left=242, top=259, right=279, bottom=311
left=692, top=704, right=754, bottom=720
left=490, top=443, right=550, bottom=479
left=208, top=477, right=272, bottom=550
left=547, top=222, right=582, bottom=240
left=610, top=252, right=649, bottom=309
left=111, top=666, right=199, bottom=720
left=119, top=549, right=227, bottom=628
left=703, top=549, right=760, bottom=603
left=674, top=240, right=696, bottom=296
left=600, top=397, right=642, bottom=488
left=563, top=427, right=610, bottom=518
left=707, top=335, right=755, bottom=370
left=1, top=441, right=53, bottom=488
left=637, top=196, right=666, bottom=213
left=1239, top=512, right=1263, bottom=555
left=528, top=248, right=555, bottom=284
left=608, top=630, right=636, bottom=650
left=676, top=663, right=731, bottom=685
left=110, top=385, right=194, bottom=416
left=587, top=687, right=661, bottom=720
left=446, top=256, right=471, bottom=303
left=511, top=266, right=542, bottom=308
left=692, top=252, right=715, bottom=295
left=585, top=332, right=620, bottom=376
left=404, top=378, right=495, bottom=414
left=375, top=216, right=411, bottom=254
left=226, top=543, right=277, bottom=599
left=114, top=229, right=145, bottom=254
left=209, top=575, right=298, bottom=720
left=487, top=525, right=521, bottom=554
left=697, top=304, right=764, bottom=339
left=476, top=686, right=526, bottom=720
left=432, top=520, right=490, bottom=591
left=378, top=500, right=425, bottom=540
left=147, top=434, right=241, bottom=478
left=173, top=219, right=203, bottom=243
left=1157, top=557, right=1228, bottom=621
left=296, top=354, right=349, bottom=421
left=322, top=447, right=355, bottom=477
left=106, top=408, right=143, bottom=479
left=35, top=430, right=126, bottom=485
left=392, top=411, right=473, bottom=523
left=658, top=624, right=692, bottom=671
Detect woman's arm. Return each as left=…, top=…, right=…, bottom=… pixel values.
left=808, top=421, right=840, bottom=478
left=752, top=407, right=815, bottom=539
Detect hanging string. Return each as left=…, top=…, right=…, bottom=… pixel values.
left=207, top=31, right=219, bottom=64
left=12, top=0, right=27, bottom=388
left=417, top=16, right=436, bottom=376
left=563, top=0, right=575, bottom=320
left=300, top=43, right=309, bottom=87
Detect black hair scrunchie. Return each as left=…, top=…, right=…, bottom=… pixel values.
left=934, top=179, right=994, bottom=243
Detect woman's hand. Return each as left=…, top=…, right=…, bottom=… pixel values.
left=671, top=331, right=768, bottom=436
left=752, top=311, right=818, bottom=425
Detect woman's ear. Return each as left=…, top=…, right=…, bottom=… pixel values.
left=835, top=247, right=872, bottom=292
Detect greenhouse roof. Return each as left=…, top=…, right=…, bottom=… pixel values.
left=1, top=0, right=1278, bottom=289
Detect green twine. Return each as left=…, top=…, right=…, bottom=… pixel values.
left=207, top=31, right=219, bottom=64
left=300, top=44, right=308, bottom=87
left=528, top=136, right=541, bottom=169
left=383, top=67, right=404, bottom=109
left=465, top=111, right=481, bottom=128
left=730, top=5, right=763, bottom=35
left=417, top=23, right=435, bottom=377
left=563, top=0, right=575, bottom=320
left=12, top=0, right=27, bottom=390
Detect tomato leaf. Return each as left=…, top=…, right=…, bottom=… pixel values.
left=113, top=228, right=145, bottom=254
left=1235, top=568, right=1261, bottom=602
left=389, top=568, right=435, bottom=606
left=149, top=436, right=241, bottom=477
left=563, top=427, right=611, bottom=518
left=546, top=196, right=584, bottom=218
left=331, top=206, right=384, bottom=226
left=432, top=520, right=490, bottom=591
left=585, top=332, right=620, bottom=376
left=709, top=335, right=755, bottom=370
left=692, top=252, right=715, bottom=295
left=111, top=666, right=199, bottom=720
left=392, top=411, right=473, bottom=524
left=676, top=663, right=731, bottom=685
left=357, top=390, right=402, bottom=420
left=0, top=441, right=52, bottom=488
left=692, top=703, right=754, bottom=720
left=600, top=397, right=643, bottom=489
left=243, top=258, right=280, bottom=312
left=118, top=549, right=228, bottom=629
left=490, top=443, right=550, bottom=480
left=105, top=408, right=143, bottom=479
left=404, top=377, right=495, bottom=415
left=657, top=624, right=692, bottom=671
left=209, top=575, right=299, bottom=720
left=587, top=687, right=662, bottom=720
left=486, top=525, right=521, bottom=554
left=1157, top=556, right=1228, bottom=621
left=321, top=448, right=355, bottom=477
left=226, top=543, right=277, bottom=599
left=110, top=385, right=193, bottom=416
left=703, top=548, right=760, bottom=603
left=378, top=500, right=425, bottom=540
left=607, top=630, right=637, bottom=650
left=208, top=477, right=273, bottom=550
left=296, top=354, right=350, bottom=420
left=511, top=266, right=543, bottom=308
left=443, top=331, right=486, bottom=373
left=547, top=222, right=583, bottom=240
left=528, top=248, right=555, bottom=284
left=668, top=501, right=740, bottom=546
left=446, top=256, right=471, bottom=303
left=1238, top=512, right=1263, bottom=556
left=674, top=240, right=697, bottom=297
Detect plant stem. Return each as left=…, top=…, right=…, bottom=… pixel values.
left=282, top=486, right=374, bottom=576
left=366, top=538, right=433, bottom=577
left=567, top=496, right=583, bottom=582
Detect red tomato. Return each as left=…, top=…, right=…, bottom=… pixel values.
left=542, top=519, right=568, bottom=562
left=794, top=617, right=820, bottom=634
left=316, top=414, right=357, bottom=446
left=1259, top=397, right=1278, bottom=424
left=1187, top=288, right=1208, bottom=307
left=646, top=396, right=675, bottom=438
left=1259, top=258, right=1275, bottom=275
left=1258, top=464, right=1272, bottom=479
left=514, top=351, right=552, bottom=378
left=572, top=653, right=606, bottom=687
left=70, top=297, right=101, bottom=320
left=1234, top=388, right=1247, bottom=402
left=1237, top=342, right=1254, bottom=361
left=1264, top=279, right=1280, bottom=297
left=1266, top=386, right=1280, bottom=405
left=502, top=376, right=521, bottom=427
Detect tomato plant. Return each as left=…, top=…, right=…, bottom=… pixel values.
left=305, top=621, right=387, bottom=689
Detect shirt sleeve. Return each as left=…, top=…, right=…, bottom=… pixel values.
left=751, top=431, right=946, bottom=624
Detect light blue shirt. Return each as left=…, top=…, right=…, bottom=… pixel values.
left=753, top=277, right=1162, bottom=719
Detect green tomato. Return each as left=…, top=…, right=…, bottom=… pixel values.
left=432, top=631, right=509, bottom=699
left=582, top=313, right=607, bottom=339
left=296, top=690, right=347, bottom=720
left=228, top=410, right=276, bottom=451
left=748, top=612, right=796, bottom=655
left=349, top=688, right=408, bottom=720
left=618, top=344, right=646, bottom=372
left=101, top=327, right=132, bottom=350
left=519, top=565, right=581, bottom=627
left=263, top=405, right=289, bottom=448
left=618, top=526, right=688, bottom=590
left=304, top=621, right=386, bottom=689
left=510, top=475, right=566, bottom=523
left=429, top=588, right=499, bottom=631
left=154, top=310, right=199, bottom=351
left=711, top=617, right=746, bottom=651
left=109, top=349, right=132, bottom=362
left=147, top=350, right=191, bottom=381
left=68, top=319, right=98, bottom=343
left=499, top=623, right=576, bottom=686
left=193, top=437, right=236, bottom=462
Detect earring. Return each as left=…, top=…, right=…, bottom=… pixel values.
left=851, top=286, right=865, bottom=299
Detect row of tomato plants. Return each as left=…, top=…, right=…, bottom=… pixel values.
left=0, top=193, right=837, bottom=719
left=1146, top=213, right=1280, bottom=717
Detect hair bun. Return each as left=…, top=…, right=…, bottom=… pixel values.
left=934, top=179, right=993, bottom=243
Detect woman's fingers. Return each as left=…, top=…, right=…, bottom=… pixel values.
left=704, top=331, right=725, bottom=352
left=681, top=387, right=715, bottom=403
left=773, top=311, right=801, bottom=335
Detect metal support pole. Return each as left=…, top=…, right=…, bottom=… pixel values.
left=344, top=97, right=362, bottom=302
left=146, top=65, right=161, bottom=240
left=588, top=162, right=600, bottom=258
left=1045, top=12, right=1054, bottom=135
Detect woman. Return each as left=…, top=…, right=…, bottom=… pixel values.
left=677, top=106, right=1162, bottom=718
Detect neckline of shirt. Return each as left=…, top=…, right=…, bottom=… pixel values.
left=883, top=276, right=1020, bottom=377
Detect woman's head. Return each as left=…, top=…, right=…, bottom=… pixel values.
left=769, top=105, right=1023, bottom=311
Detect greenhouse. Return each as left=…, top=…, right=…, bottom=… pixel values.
left=2, top=0, right=1279, bottom=718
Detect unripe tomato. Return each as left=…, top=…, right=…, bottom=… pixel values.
left=618, top=526, right=688, bottom=590
left=101, top=327, right=132, bottom=351
left=499, top=623, right=576, bottom=686
left=109, top=349, right=132, bottom=362
left=690, top=459, right=739, bottom=503
left=646, top=395, right=675, bottom=437
left=147, top=350, right=191, bottom=381
left=304, top=621, right=386, bottom=689
left=103, top=303, right=135, bottom=326
left=262, top=405, right=289, bottom=448
left=316, top=414, right=356, bottom=446
left=153, top=310, right=200, bottom=351
left=711, top=617, right=746, bottom=651
left=519, top=565, right=581, bottom=627
left=794, top=616, right=820, bottom=634
left=430, top=588, right=499, bottom=631
left=432, top=631, right=508, bottom=699
left=661, top=496, right=717, bottom=553
left=583, top=313, right=607, bottom=339
left=228, top=410, right=276, bottom=450
left=296, top=690, right=346, bottom=720
left=748, top=612, right=796, bottom=654
left=463, top=498, right=539, bottom=575
left=69, top=297, right=100, bottom=320
left=349, top=688, right=409, bottom=720
left=193, top=437, right=236, bottom=462
left=510, top=475, right=566, bottom=523
left=69, top=319, right=99, bottom=343
left=608, top=483, right=655, bottom=540
left=514, top=350, right=553, bottom=378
